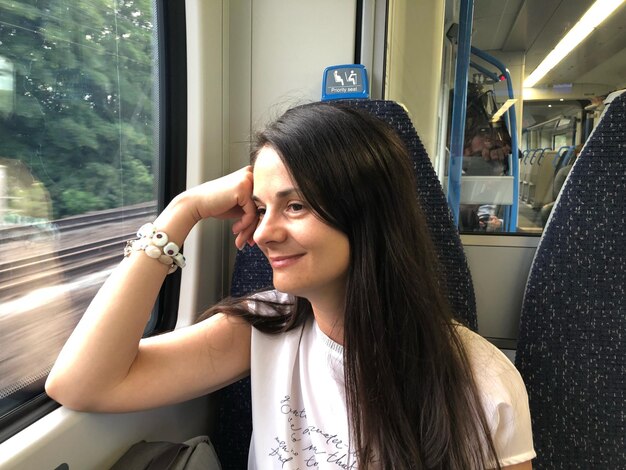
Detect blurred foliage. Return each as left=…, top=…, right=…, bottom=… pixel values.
left=0, top=0, right=156, bottom=219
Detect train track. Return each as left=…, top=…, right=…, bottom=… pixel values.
left=0, top=202, right=158, bottom=301
left=0, top=201, right=157, bottom=242
left=0, top=234, right=132, bottom=300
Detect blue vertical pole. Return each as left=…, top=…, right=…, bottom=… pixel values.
left=470, top=46, right=520, bottom=232
left=447, top=0, right=474, bottom=226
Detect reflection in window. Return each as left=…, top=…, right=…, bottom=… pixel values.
left=0, top=0, right=158, bottom=417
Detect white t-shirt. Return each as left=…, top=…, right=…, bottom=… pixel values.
left=247, top=292, right=536, bottom=469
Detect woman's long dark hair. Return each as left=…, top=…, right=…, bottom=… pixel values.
left=203, top=102, right=499, bottom=469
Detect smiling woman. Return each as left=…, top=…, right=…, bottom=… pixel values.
left=227, top=103, right=535, bottom=469
left=251, top=146, right=350, bottom=330
left=46, top=100, right=534, bottom=469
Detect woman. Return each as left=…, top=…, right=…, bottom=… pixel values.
left=46, top=103, right=535, bottom=469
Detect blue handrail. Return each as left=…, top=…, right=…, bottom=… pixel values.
left=469, top=61, right=499, bottom=82
left=529, top=149, right=540, bottom=165
left=537, top=147, right=552, bottom=165
left=470, top=46, right=519, bottom=232
left=553, top=145, right=574, bottom=168
left=446, top=0, right=474, bottom=227
left=530, top=147, right=551, bottom=165
left=524, top=148, right=537, bottom=165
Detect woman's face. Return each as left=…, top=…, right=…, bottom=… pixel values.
left=252, top=146, right=350, bottom=309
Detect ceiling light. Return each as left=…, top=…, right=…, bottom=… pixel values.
left=491, top=99, right=517, bottom=122
left=524, top=0, right=625, bottom=87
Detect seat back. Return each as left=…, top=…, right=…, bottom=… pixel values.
left=515, top=90, right=625, bottom=468
left=343, top=100, right=477, bottom=326
left=212, top=99, right=478, bottom=468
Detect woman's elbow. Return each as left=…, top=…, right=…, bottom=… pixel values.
left=45, top=372, right=94, bottom=412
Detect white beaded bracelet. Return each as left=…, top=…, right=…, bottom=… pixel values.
left=124, top=223, right=186, bottom=274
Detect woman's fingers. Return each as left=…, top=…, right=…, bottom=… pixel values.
left=232, top=195, right=259, bottom=250
left=227, top=167, right=258, bottom=249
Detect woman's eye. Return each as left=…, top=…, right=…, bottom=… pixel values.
left=287, top=203, right=304, bottom=212
left=256, top=207, right=266, bottom=217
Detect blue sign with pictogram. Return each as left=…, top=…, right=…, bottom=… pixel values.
left=321, top=64, right=369, bottom=101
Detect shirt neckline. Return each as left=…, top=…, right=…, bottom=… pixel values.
left=312, top=318, right=344, bottom=356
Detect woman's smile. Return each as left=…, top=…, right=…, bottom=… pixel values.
left=268, top=253, right=305, bottom=269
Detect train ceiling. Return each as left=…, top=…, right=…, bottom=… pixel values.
left=472, top=0, right=626, bottom=89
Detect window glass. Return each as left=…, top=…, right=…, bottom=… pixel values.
left=439, top=0, right=624, bottom=234
left=0, top=0, right=158, bottom=417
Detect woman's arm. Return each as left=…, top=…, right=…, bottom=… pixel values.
left=45, top=167, right=258, bottom=412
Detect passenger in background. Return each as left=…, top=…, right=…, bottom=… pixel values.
left=46, top=103, right=535, bottom=469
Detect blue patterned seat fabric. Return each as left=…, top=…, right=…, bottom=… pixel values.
left=212, top=99, right=477, bottom=469
left=515, top=91, right=625, bottom=468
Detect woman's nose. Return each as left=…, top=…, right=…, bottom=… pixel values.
left=253, top=211, right=286, bottom=246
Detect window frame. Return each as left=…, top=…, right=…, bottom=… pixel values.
left=153, top=0, right=188, bottom=334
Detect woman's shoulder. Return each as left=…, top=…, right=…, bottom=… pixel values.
left=454, top=324, right=537, bottom=465
left=454, top=325, right=527, bottom=401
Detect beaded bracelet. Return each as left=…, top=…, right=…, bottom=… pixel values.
left=124, top=223, right=186, bottom=274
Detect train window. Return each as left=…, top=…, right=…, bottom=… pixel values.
left=0, top=0, right=186, bottom=440
left=553, top=134, right=568, bottom=149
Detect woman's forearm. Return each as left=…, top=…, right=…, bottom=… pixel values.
left=45, top=195, right=196, bottom=409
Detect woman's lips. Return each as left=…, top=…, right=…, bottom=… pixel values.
left=269, top=254, right=304, bottom=269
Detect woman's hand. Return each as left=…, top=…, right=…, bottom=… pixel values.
left=165, top=166, right=258, bottom=249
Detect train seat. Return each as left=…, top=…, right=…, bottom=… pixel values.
left=533, top=147, right=578, bottom=211
left=515, top=90, right=625, bottom=468
left=528, top=149, right=556, bottom=209
left=525, top=149, right=545, bottom=207
left=212, top=99, right=478, bottom=468
left=520, top=149, right=538, bottom=202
